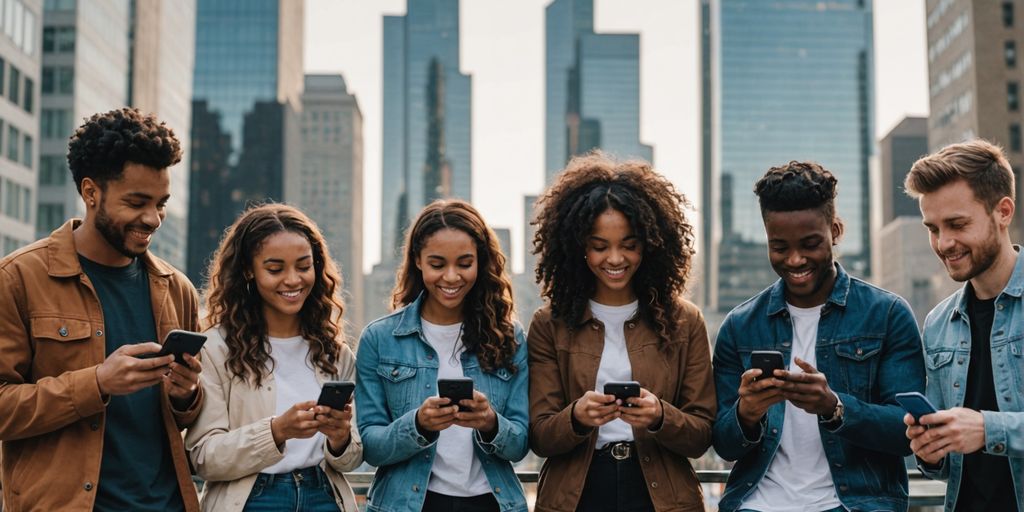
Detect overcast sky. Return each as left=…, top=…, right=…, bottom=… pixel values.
left=305, top=0, right=929, bottom=274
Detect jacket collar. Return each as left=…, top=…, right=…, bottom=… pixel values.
left=767, top=261, right=850, bottom=317
left=392, top=291, right=428, bottom=337
left=950, top=245, right=1024, bottom=322
left=46, top=218, right=175, bottom=279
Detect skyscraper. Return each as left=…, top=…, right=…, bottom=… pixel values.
left=379, top=0, right=471, bottom=263
left=925, top=0, right=1024, bottom=241
left=300, top=73, right=364, bottom=331
left=544, top=0, right=651, bottom=182
left=0, top=0, right=39, bottom=256
left=188, top=0, right=303, bottom=283
left=35, top=0, right=195, bottom=269
left=702, top=0, right=875, bottom=313
left=878, top=116, right=927, bottom=226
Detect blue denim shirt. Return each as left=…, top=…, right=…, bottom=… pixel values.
left=712, top=264, right=925, bottom=512
left=919, top=248, right=1024, bottom=511
left=354, top=294, right=530, bottom=512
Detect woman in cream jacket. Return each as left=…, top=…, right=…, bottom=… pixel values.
left=185, top=205, right=362, bottom=511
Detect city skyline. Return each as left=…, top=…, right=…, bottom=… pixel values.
left=305, top=0, right=929, bottom=275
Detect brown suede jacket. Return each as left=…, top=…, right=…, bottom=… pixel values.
left=528, top=299, right=716, bottom=512
left=0, top=220, right=203, bottom=511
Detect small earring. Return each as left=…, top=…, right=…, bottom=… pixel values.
left=246, top=279, right=254, bottom=295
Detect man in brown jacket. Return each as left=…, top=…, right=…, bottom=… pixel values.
left=0, top=108, right=204, bottom=511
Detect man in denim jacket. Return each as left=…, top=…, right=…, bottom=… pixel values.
left=713, top=161, right=926, bottom=512
left=904, top=140, right=1024, bottom=512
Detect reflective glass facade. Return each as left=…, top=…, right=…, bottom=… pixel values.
left=379, top=0, right=471, bottom=262
left=544, top=0, right=651, bottom=183
left=706, top=0, right=874, bottom=312
left=187, top=0, right=302, bottom=282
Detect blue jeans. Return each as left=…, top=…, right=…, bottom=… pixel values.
left=738, top=509, right=845, bottom=512
left=243, top=466, right=338, bottom=512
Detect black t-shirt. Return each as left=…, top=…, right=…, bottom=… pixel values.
left=956, top=286, right=1017, bottom=512
left=79, top=256, right=185, bottom=512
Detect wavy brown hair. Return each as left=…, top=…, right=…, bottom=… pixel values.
left=203, top=204, right=346, bottom=387
left=533, top=151, right=695, bottom=345
left=392, top=200, right=519, bottom=373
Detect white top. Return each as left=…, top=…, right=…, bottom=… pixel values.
left=421, top=319, right=491, bottom=497
left=590, top=300, right=639, bottom=448
left=740, top=303, right=842, bottom=512
left=261, top=336, right=325, bottom=474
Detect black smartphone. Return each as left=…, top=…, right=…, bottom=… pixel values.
left=317, top=381, right=355, bottom=410
left=895, top=391, right=938, bottom=423
left=437, top=377, right=474, bottom=412
left=138, top=329, right=207, bottom=365
left=604, top=380, right=641, bottom=407
left=750, top=350, right=785, bottom=381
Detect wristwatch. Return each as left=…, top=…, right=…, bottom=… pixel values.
left=818, top=392, right=844, bottom=425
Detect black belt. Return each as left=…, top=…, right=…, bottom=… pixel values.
left=596, top=441, right=635, bottom=461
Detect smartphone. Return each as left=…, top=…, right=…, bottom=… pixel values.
left=138, top=329, right=207, bottom=365
left=894, top=391, right=938, bottom=423
left=750, top=350, right=785, bottom=381
left=317, top=381, right=355, bottom=410
left=437, top=377, right=474, bottom=412
left=604, top=380, right=641, bottom=407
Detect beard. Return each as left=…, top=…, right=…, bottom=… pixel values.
left=944, top=218, right=1001, bottom=282
left=94, top=201, right=149, bottom=259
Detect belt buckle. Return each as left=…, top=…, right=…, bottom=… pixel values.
left=609, top=442, right=631, bottom=461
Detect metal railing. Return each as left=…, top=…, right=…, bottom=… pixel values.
left=343, top=469, right=946, bottom=507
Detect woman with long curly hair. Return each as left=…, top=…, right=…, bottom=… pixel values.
left=528, top=152, right=717, bottom=511
left=184, top=204, right=362, bottom=512
left=355, top=199, right=529, bottom=512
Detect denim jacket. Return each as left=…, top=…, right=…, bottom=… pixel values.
left=712, top=264, right=925, bottom=512
left=919, top=248, right=1024, bottom=511
left=354, top=294, right=530, bottom=512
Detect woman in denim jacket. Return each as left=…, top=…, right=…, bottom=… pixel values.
left=355, top=199, right=529, bottom=512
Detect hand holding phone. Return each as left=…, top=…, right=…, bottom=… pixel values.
left=317, top=381, right=355, bottom=410
left=895, top=392, right=938, bottom=424
left=138, top=329, right=207, bottom=365
left=603, top=381, right=641, bottom=407
left=750, top=350, right=785, bottom=381
left=438, top=377, right=474, bottom=412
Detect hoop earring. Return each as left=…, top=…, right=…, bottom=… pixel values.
left=247, top=280, right=255, bottom=296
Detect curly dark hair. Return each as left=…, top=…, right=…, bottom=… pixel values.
left=392, top=200, right=519, bottom=374
left=202, top=204, right=346, bottom=387
left=754, top=161, right=843, bottom=230
left=532, top=151, right=695, bottom=345
left=67, top=107, right=182, bottom=193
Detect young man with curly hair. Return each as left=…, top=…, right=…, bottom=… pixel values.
left=0, top=108, right=204, bottom=511
left=712, top=161, right=926, bottom=512
left=904, top=140, right=1023, bottom=512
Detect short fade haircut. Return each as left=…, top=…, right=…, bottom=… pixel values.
left=904, top=139, right=1015, bottom=210
left=754, top=160, right=839, bottom=221
left=66, top=107, right=182, bottom=193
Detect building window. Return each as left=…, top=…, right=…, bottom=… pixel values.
left=1010, top=82, right=1020, bottom=111
left=37, top=203, right=63, bottom=234
left=7, top=65, right=18, bottom=106
left=1005, top=2, right=1015, bottom=28
left=22, top=77, right=31, bottom=113
left=42, top=26, right=73, bottom=53
left=41, top=109, right=70, bottom=140
left=1008, top=41, right=1018, bottom=67
left=7, top=125, right=18, bottom=162
left=41, top=66, right=73, bottom=95
left=22, top=134, right=31, bottom=168
left=40, top=155, right=66, bottom=185
left=1012, top=123, right=1023, bottom=153
left=44, top=0, right=76, bottom=12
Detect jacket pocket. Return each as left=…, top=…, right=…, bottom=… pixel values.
left=924, top=349, right=955, bottom=370
left=30, top=316, right=95, bottom=375
left=376, top=363, right=418, bottom=417
left=482, top=367, right=513, bottom=412
left=834, top=336, right=883, bottom=398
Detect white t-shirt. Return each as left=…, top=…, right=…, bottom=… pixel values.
left=590, top=300, right=639, bottom=448
left=262, top=336, right=325, bottom=474
left=421, top=319, right=491, bottom=497
left=739, top=303, right=842, bottom=512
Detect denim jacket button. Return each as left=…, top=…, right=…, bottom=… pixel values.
left=994, top=443, right=1006, bottom=453
left=953, top=382, right=960, bottom=388
left=839, top=485, right=849, bottom=491
left=412, top=484, right=419, bottom=492
left=392, top=368, right=400, bottom=377
left=495, top=487, right=502, bottom=494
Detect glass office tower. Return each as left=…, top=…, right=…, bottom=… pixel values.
left=187, top=0, right=303, bottom=282
left=704, top=0, right=874, bottom=313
